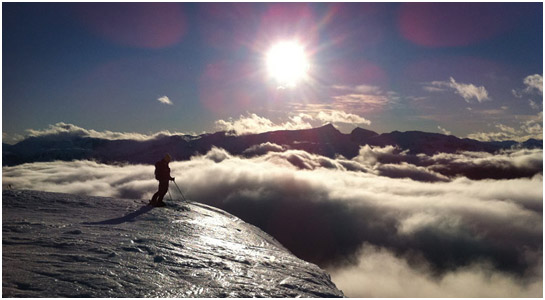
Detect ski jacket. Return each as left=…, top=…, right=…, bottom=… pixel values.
left=154, top=159, right=172, bottom=181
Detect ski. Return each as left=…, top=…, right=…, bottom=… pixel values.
left=143, top=200, right=191, bottom=211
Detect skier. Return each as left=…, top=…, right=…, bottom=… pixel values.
left=149, top=154, right=175, bottom=207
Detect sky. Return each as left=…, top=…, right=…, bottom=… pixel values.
left=2, top=2, right=543, bottom=143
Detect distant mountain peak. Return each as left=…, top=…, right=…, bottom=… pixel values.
left=350, top=127, right=379, bottom=143
left=350, top=127, right=378, bottom=136
left=320, top=123, right=337, bottom=130
left=314, top=123, right=341, bottom=134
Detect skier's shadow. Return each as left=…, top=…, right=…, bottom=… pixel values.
left=84, top=205, right=154, bottom=225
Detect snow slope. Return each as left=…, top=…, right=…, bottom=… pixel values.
left=2, top=190, right=343, bottom=297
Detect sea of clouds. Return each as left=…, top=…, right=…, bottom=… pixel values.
left=3, top=144, right=542, bottom=297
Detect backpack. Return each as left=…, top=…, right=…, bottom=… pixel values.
left=154, top=161, right=161, bottom=180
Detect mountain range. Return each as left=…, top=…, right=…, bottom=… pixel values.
left=3, top=124, right=542, bottom=166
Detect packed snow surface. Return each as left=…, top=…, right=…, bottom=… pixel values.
left=2, top=190, right=343, bottom=297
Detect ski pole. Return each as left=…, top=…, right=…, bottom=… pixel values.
left=173, top=180, right=187, bottom=202
left=174, top=181, right=186, bottom=202
left=168, top=186, right=174, bottom=202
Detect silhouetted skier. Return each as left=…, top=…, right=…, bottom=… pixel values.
left=150, top=154, right=175, bottom=207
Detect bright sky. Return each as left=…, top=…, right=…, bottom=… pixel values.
left=2, top=3, right=543, bottom=142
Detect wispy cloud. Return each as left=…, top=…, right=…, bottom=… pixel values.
left=512, top=89, right=523, bottom=98
left=329, top=84, right=399, bottom=112
left=468, top=112, right=543, bottom=142
left=425, top=77, right=489, bottom=103
left=423, top=86, right=446, bottom=93
left=332, top=84, right=382, bottom=94
left=512, top=74, right=543, bottom=100
left=157, top=95, right=173, bottom=105
left=529, top=100, right=540, bottom=110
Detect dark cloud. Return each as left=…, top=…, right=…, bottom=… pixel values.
left=3, top=146, right=542, bottom=297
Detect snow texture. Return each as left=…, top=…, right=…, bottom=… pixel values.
left=2, top=190, right=343, bottom=297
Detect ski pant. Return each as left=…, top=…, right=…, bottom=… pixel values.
left=151, top=180, right=169, bottom=203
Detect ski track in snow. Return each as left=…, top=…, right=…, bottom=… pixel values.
left=2, top=190, right=343, bottom=297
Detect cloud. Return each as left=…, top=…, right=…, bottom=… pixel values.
left=214, top=111, right=371, bottom=136
left=468, top=112, right=543, bottom=142
left=157, top=95, right=173, bottom=105
left=332, top=84, right=382, bottom=94
left=529, top=99, right=540, bottom=110
left=524, top=74, right=543, bottom=94
left=329, top=84, right=399, bottom=112
left=473, top=108, right=506, bottom=116
left=352, top=144, right=543, bottom=181
left=201, top=146, right=232, bottom=163
left=242, top=142, right=286, bottom=157
left=425, top=77, right=489, bottom=103
left=315, top=110, right=371, bottom=125
left=214, top=113, right=313, bottom=135
left=512, top=89, right=523, bottom=98
left=423, top=86, right=446, bottom=93
left=330, top=244, right=542, bottom=297
left=512, top=74, right=543, bottom=100
left=2, top=132, right=26, bottom=145
left=426, top=148, right=543, bottom=182
left=2, top=160, right=156, bottom=199
left=3, top=145, right=542, bottom=297
left=24, top=122, right=191, bottom=141
left=437, top=126, right=451, bottom=135
left=445, top=77, right=489, bottom=102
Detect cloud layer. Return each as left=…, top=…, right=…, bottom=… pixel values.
left=3, top=145, right=542, bottom=297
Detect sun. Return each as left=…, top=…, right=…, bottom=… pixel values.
left=266, top=41, right=309, bottom=87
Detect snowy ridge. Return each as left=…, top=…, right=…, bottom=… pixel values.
left=2, top=190, right=344, bottom=297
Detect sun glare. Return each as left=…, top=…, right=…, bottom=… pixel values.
left=266, top=41, right=309, bottom=87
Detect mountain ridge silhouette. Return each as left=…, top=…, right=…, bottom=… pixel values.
left=3, top=124, right=542, bottom=166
